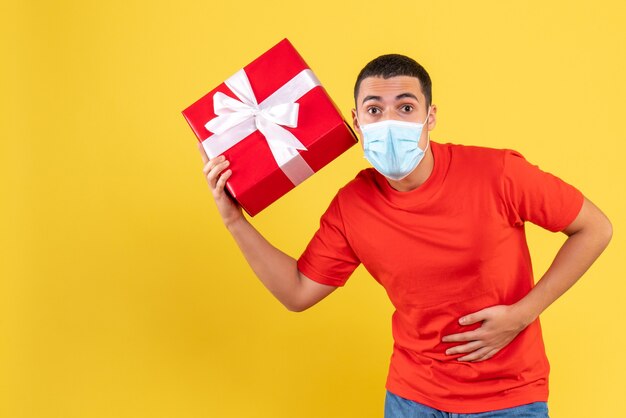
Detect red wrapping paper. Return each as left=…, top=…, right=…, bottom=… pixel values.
left=182, top=38, right=358, bottom=216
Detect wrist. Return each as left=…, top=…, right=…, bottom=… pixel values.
left=510, top=301, right=538, bottom=329
left=225, top=214, right=247, bottom=231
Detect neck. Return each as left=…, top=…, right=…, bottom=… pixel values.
left=385, top=146, right=435, bottom=192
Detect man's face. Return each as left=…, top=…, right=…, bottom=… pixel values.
left=352, top=76, right=436, bottom=151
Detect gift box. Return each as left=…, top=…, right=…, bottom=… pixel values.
left=182, top=38, right=358, bottom=216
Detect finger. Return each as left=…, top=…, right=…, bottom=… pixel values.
left=459, top=309, right=490, bottom=326
left=442, top=330, right=480, bottom=343
left=198, top=142, right=209, bottom=164
left=203, top=161, right=219, bottom=177
left=467, top=347, right=500, bottom=363
left=202, top=155, right=225, bottom=176
left=206, top=160, right=230, bottom=188
left=207, top=163, right=230, bottom=190
left=457, top=346, right=492, bottom=362
left=476, top=348, right=500, bottom=362
left=214, top=169, right=232, bottom=196
left=445, top=340, right=483, bottom=355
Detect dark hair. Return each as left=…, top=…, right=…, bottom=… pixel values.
left=353, top=54, right=432, bottom=107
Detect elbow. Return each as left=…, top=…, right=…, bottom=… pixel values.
left=283, top=299, right=311, bottom=313
left=590, top=213, right=613, bottom=252
left=578, top=209, right=613, bottom=249
left=282, top=289, right=317, bottom=312
left=602, top=216, right=613, bottom=247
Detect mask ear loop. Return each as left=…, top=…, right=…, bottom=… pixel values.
left=421, top=106, right=432, bottom=152
left=355, top=114, right=367, bottom=161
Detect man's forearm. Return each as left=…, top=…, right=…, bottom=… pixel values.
left=513, top=225, right=612, bottom=326
left=226, top=217, right=303, bottom=310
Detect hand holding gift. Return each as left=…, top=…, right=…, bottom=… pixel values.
left=198, top=143, right=244, bottom=228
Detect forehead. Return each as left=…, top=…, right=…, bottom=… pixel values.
left=357, top=76, right=424, bottom=104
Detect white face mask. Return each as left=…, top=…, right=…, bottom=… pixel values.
left=358, top=108, right=431, bottom=180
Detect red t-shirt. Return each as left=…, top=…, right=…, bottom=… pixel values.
left=296, top=141, right=584, bottom=413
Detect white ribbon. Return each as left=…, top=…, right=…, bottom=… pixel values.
left=202, top=68, right=320, bottom=186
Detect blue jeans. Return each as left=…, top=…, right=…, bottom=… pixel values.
left=384, top=391, right=549, bottom=418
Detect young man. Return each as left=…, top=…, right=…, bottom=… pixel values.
left=199, top=55, right=612, bottom=417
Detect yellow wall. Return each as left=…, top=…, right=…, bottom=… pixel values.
left=3, top=1, right=625, bottom=417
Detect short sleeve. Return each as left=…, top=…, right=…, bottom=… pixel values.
left=297, top=193, right=361, bottom=287
left=500, top=150, right=584, bottom=232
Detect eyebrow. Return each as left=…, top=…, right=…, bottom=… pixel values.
left=361, top=92, right=420, bottom=105
left=396, top=93, right=419, bottom=102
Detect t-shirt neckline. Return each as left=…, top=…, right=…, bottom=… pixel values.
left=372, top=140, right=450, bottom=208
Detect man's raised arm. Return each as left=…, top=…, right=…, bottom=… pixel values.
left=198, top=143, right=337, bottom=312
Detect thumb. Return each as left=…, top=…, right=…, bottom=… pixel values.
left=459, top=308, right=491, bottom=326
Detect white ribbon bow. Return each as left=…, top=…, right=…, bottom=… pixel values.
left=202, top=68, right=320, bottom=186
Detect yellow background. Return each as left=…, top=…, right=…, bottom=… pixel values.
left=2, top=1, right=625, bottom=417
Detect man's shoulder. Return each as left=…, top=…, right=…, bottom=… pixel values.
left=332, top=168, right=379, bottom=203
left=440, top=141, right=522, bottom=171
left=442, top=141, right=510, bottom=158
left=315, top=169, right=377, bottom=220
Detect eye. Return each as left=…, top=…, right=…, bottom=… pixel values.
left=400, top=104, right=414, bottom=113
left=367, top=107, right=381, bottom=115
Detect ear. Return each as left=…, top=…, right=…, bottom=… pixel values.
left=426, top=104, right=437, bottom=131
left=351, top=108, right=362, bottom=136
